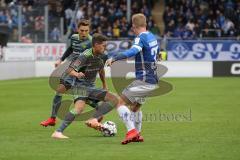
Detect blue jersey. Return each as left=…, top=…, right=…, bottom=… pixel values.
left=112, top=31, right=159, bottom=84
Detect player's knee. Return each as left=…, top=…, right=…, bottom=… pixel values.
left=56, top=85, right=66, bottom=94
left=118, top=97, right=126, bottom=106
left=118, top=94, right=133, bottom=107
left=74, top=100, right=86, bottom=114
left=130, top=103, right=141, bottom=112
left=70, top=108, right=81, bottom=115
left=105, top=92, right=119, bottom=107
left=131, top=107, right=139, bottom=112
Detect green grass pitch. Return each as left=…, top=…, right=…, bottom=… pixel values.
left=0, top=77, right=239, bottom=160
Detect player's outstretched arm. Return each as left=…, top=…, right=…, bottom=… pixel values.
left=106, top=47, right=140, bottom=66
left=114, top=47, right=140, bottom=61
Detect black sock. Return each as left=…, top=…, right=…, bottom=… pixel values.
left=51, top=94, right=62, bottom=118
left=56, top=110, right=77, bottom=132
left=92, top=102, right=114, bottom=119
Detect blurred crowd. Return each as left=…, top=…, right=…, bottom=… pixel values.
left=163, top=0, right=240, bottom=38
left=0, top=0, right=48, bottom=42
left=63, top=0, right=158, bottom=38
left=0, top=0, right=158, bottom=42
left=0, top=0, right=239, bottom=43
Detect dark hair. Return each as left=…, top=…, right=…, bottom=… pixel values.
left=77, top=19, right=90, bottom=28
left=92, top=33, right=108, bottom=45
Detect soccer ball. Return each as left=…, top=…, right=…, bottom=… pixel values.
left=102, top=121, right=117, bottom=137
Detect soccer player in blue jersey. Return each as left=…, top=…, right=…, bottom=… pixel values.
left=105, top=13, right=160, bottom=144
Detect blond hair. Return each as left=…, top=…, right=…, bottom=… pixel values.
left=132, top=13, right=147, bottom=28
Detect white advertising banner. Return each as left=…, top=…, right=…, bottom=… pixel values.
left=161, top=61, right=213, bottom=77
left=35, top=43, right=66, bottom=61
left=4, top=43, right=66, bottom=61
left=4, top=43, right=35, bottom=61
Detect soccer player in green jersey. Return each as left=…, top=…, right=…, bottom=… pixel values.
left=40, top=20, right=106, bottom=127
left=52, top=34, right=118, bottom=139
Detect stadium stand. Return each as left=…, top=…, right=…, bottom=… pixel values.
left=163, top=0, right=240, bottom=38
left=0, top=0, right=239, bottom=42
left=0, top=0, right=158, bottom=42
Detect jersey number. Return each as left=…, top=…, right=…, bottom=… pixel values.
left=151, top=46, right=158, bottom=61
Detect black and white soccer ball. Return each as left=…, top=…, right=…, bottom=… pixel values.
left=102, top=121, right=117, bottom=137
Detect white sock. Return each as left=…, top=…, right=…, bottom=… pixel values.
left=117, top=105, right=135, bottom=131
left=133, top=110, right=143, bottom=132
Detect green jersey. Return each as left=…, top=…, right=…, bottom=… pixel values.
left=70, top=48, right=108, bottom=85
left=61, top=34, right=92, bottom=61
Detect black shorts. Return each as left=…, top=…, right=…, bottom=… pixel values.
left=73, top=86, right=107, bottom=104
left=59, top=78, right=72, bottom=90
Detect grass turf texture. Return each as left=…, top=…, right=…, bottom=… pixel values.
left=0, top=77, right=239, bottom=160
